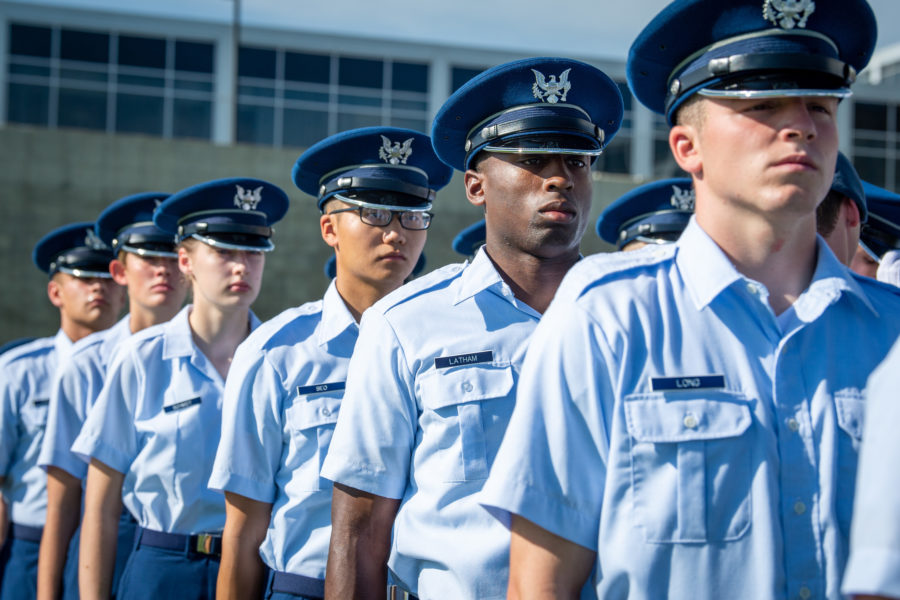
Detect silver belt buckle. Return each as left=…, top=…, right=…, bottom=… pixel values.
left=195, top=532, right=216, bottom=555
left=389, top=585, right=413, bottom=600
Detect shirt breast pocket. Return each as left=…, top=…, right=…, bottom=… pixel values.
left=287, top=392, right=342, bottom=491
left=419, top=364, right=514, bottom=483
left=624, top=391, right=753, bottom=544
left=21, top=398, right=49, bottom=431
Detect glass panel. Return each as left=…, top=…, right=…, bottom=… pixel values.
left=392, top=62, right=427, bottom=93
left=388, top=117, right=427, bottom=133
left=451, top=66, right=484, bottom=92
left=59, top=67, right=108, bottom=83
left=596, top=138, right=630, bottom=174
left=10, top=24, right=52, bottom=58
left=237, top=104, right=274, bottom=145
left=61, top=29, right=109, bottom=63
left=854, top=135, right=888, bottom=150
left=391, top=98, right=427, bottom=111
left=285, top=52, right=330, bottom=84
left=616, top=81, right=633, bottom=112
left=338, top=93, right=381, bottom=107
left=283, top=108, right=329, bottom=148
left=115, top=93, right=164, bottom=135
left=174, top=78, right=213, bottom=93
left=284, top=88, right=329, bottom=103
left=894, top=160, right=900, bottom=193
left=117, top=73, right=165, bottom=89
left=239, top=83, right=276, bottom=99
left=118, top=35, right=166, bottom=69
left=338, top=111, right=381, bottom=131
left=7, top=83, right=49, bottom=125
left=9, top=63, right=51, bottom=77
left=173, top=98, right=212, bottom=139
left=339, top=57, right=382, bottom=89
left=58, top=87, right=107, bottom=130
left=239, top=46, right=276, bottom=79
left=855, top=102, right=888, bottom=131
left=175, top=40, right=214, bottom=73
left=854, top=155, right=886, bottom=188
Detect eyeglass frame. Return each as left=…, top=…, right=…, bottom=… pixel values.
left=326, top=194, right=434, bottom=231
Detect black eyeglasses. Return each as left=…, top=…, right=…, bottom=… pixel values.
left=328, top=206, right=433, bottom=230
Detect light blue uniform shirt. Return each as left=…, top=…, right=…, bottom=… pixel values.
left=481, top=219, right=900, bottom=600
left=0, top=330, right=73, bottom=527
left=39, top=316, right=131, bottom=479
left=72, top=305, right=260, bottom=534
left=209, top=281, right=356, bottom=579
left=842, top=338, right=900, bottom=597
left=322, top=249, right=541, bottom=600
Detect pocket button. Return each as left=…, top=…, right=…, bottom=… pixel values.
left=462, top=381, right=473, bottom=393
left=682, top=413, right=698, bottom=429
left=787, top=417, right=800, bottom=432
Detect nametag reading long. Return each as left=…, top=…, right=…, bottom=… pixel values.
left=650, top=375, right=726, bottom=391
left=163, top=397, right=201, bottom=413
left=297, top=382, right=345, bottom=396
left=434, top=351, right=493, bottom=369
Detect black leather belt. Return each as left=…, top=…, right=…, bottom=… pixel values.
left=11, top=523, right=42, bottom=543
left=271, top=571, right=325, bottom=598
left=136, top=527, right=222, bottom=557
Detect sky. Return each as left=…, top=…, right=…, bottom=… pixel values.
left=15, top=0, right=900, bottom=64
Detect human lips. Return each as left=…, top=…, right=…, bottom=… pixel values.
left=227, top=280, right=252, bottom=292
left=538, top=200, right=578, bottom=223
left=773, top=154, right=818, bottom=171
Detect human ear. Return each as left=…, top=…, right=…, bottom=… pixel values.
left=669, top=124, right=702, bottom=176
left=465, top=169, right=486, bottom=208
left=47, top=277, right=64, bottom=308
left=109, top=258, right=129, bottom=286
left=320, top=212, right=339, bottom=249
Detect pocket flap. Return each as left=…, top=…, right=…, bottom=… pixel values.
left=625, top=393, right=751, bottom=442
left=834, top=390, right=864, bottom=441
left=291, top=394, right=342, bottom=431
left=419, top=364, right=514, bottom=410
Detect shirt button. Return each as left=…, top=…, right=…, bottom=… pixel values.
left=321, top=408, right=331, bottom=416
left=787, top=418, right=800, bottom=432
left=683, top=414, right=698, bottom=429
left=798, top=586, right=811, bottom=599
left=462, top=382, right=473, bottom=392
left=794, top=501, right=806, bottom=515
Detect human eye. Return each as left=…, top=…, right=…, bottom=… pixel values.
left=566, top=155, right=588, bottom=169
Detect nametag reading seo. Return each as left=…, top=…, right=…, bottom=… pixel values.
left=650, top=375, right=726, bottom=392
left=434, top=351, right=494, bottom=370
left=296, top=382, right=346, bottom=397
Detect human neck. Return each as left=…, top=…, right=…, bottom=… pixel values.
left=59, top=317, right=100, bottom=343
left=696, top=205, right=818, bottom=316
left=483, top=243, right=580, bottom=314
left=335, top=273, right=403, bottom=322
left=129, top=302, right=182, bottom=334
left=187, top=297, right=251, bottom=379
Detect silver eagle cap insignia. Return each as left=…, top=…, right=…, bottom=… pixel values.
left=85, top=228, right=109, bottom=250
left=532, top=68, right=572, bottom=104
left=378, top=135, right=414, bottom=165
left=670, top=185, right=695, bottom=211
left=234, top=185, right=263, bottom=211
left=763, top=0, right=815, bottom=30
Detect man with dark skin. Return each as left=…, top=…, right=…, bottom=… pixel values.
left=320, top=57, right=623, bottom=600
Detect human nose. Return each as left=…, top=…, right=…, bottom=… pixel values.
left=782, top=99, right=817, bottom=141
left=382, top=217, right=407, bottom=245
left=544, top=156, right=576, bottom=192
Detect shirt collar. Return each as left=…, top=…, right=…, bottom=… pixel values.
left=676, top=217, right=877, bottom=316
left=452, top=246, right=507, bottom=306
left=163, top=305, right=261, bottom=360
left=54, top=328, right=75, bottom=357
left=317, top=279, right=359, bottom=346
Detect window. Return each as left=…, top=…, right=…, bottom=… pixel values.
left=451, top=66, right=484, bottom=92
left=853, top=101, right=900, bottom=189
left=6, top=22, right=214, bottom=140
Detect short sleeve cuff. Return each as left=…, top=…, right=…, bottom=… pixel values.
left=71, top=435, right=130, bottom=475
left=479, top=472, right=599, bottom=552
left=208, top=468, right=275, bottom=503
left=38, top=449, right=87, bottom=480
left=842, top=547, right=900, bottom=597
left=320, top=451, right=407, bottom=500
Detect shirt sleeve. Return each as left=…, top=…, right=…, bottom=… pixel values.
left=320, top=308, right=418, bottom=500
left=39, top=355, right=96, bottom=478
left=0, top=361, right=20, bottom=477
left=208, top=343, right=281, bottom=503
left=842, top=341, right=900, bottom=597
left=70, top=345, right=140, bottom=475
left=479, top=294, right=614, bottom=551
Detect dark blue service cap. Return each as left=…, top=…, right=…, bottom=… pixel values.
left=596, top=178, right=694, bottom=249
left=627, top=0, right=877, bottom=123
left=432, top=57, right=624, bottom=171
left=154, top=178, right=289, bottom=253
left=324, top=252, right=426, bottom=279
left=33, top=221, right=115, bottom=279
left=293, top=127, right=453, bottom=211
left=830, top=152, right=866, bottom=222
left=452, top=220, right=486, bottom=257
left=860, top=182, right=900, bottom=260
left=96, top=192, right=177, bottom=258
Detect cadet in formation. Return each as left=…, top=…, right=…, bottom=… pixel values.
left=72, top=178, right=288, bottom=600
left=36, top=192, right=188, bottom=600
left=1, top=222, right=125, bottom=600
left=321, top=57, right=623, bottom=599
left=595, top=177, right=694, bottom=251
left=481, top=0, right=900, bottom=598
left=851, top=181, right=900, bottom=284
left=816, top=152, right=866, bottom=266
left=209, top=126, right=451, bottom=600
